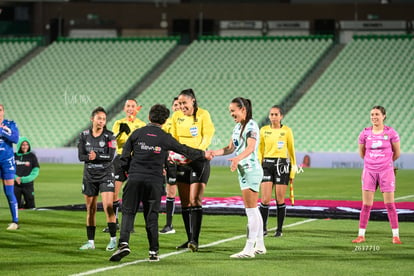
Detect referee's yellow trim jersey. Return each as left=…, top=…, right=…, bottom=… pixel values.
left=162, top=117, right=173, bottom=134
left=259, top=125, right=297, bottom=176
left=170, top=108, right=215, bottom=150
left=112, top=118, right=146, bottom=155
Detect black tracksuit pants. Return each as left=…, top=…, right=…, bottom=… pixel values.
left=119, top=174, right=163, bottom=252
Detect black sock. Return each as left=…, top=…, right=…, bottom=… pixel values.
left=259, top=203, right=269, bottom=231
left=181, top=207, right=191, bottom=241
left=191, top=206, right=203, bottom=243
left=276, top=203, right=286, bottom=232
left=86, top=226, right=96, bottom=241
left=108, top=222, right=117, bottom=238
left=113, top=201, right=120, bottom=222
left=166, top=197, right=175, bottom=227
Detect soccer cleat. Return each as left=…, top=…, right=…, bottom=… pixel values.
left=188, top=241, right=198, bottom=252
left=148, top=251, right=160, bottom=262
left=109, top=243, right=130, bottom=262
left=263, top=229, right=268, bottom=237
left=352, top=236, right=366, bottom=243
left=254, top=247, right=267, bottom=255
left=230, top=250, right=255, bottom=258
left=79, top=242, right=95, bottom=250
left=392, top=237, right=402, bottom=244
left=6, top=222, right=19, bottom=230
left=159, top=225, right=176, bottom=234
left=274, top=231, right=283, bottom=237
left=106, top=239, right=117, bottom=251
left=176, top=241, right=189, bottom=250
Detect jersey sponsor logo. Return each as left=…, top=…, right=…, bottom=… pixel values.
left=15, top=160, right=30, bottom=166
left=371, top=140, right=382, bottom=149
left=190, top=126, right=198, bottom=137
left=277, top=141, right=284, bottom=149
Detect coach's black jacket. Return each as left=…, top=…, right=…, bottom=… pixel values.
left=120, top=123, right=205, bottom=179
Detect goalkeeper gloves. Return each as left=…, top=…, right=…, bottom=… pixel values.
left=119, top=123, right=131, bottom=135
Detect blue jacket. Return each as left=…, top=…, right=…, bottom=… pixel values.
left=0, top=119, right=19, bottom=161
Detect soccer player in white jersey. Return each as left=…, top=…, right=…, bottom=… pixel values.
left=352, top=106, right=402, bottom=244
left=209, top=97, right=266, bottom=258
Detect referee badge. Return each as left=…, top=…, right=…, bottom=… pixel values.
left=190, top=126, right=198, bottom=137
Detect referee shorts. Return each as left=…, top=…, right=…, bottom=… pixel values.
left=261, top=158, right=290, bottom=185
left=176, top=159, right=210, bottom=185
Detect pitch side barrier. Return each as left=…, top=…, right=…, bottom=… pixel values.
left=33, top=148, right=414, bottom=169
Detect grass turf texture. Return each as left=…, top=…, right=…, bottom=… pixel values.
left=0, top=164, right=413, bottom=275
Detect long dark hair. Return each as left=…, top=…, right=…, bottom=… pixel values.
left=179, top=88, right=198, bottom=122
left=231, top=97, right=252, bottom=138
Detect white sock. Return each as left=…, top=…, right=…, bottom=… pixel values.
left=358, top=228, right=366, bottom=237
left=245, top=208, right=261, bottom=252
left=88, top=240, right=95, bottom=246
left=254, top=208, right=265, bottom=249
left=110, top=236, right=117, bottom=242
left=392, top=228, right=399, bottom=237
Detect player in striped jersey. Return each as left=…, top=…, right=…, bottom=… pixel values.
left=258, top=105, right=297, bottom=237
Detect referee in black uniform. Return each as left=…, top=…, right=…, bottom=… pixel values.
left=109, top=104, right=210, bottom=262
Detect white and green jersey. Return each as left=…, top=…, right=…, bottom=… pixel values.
left=232, top=119, right=261, bottom=174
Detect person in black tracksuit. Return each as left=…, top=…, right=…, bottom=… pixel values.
left=14, top=137, right=40, bottom=209
left=109, top=104, right=210, bottom=263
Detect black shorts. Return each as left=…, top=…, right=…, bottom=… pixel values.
left=113, top=155, right=127, bottom=182
left=176, top=159, right=210, bottom=185
left=166, top=162, right=177, bottom=185
left=82, top=176, right=115, bottom=196
left=261, top=158, right=290, bottom=185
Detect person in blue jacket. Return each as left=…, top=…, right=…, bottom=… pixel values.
left=0, top=104, right=20, bottom=230
left=14, top=137, right=40, bottom=209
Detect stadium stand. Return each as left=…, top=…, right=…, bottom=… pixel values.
left=0, top=37, right=41, bottom=75
left=108, top=35, right=333, bottom=150
left=284, top=35, right=414, bottom=153
left=0, top=37, right=179, bottom=148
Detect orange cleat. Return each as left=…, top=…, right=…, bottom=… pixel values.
left=352, top=236, right=366, bottom=243
left=392, top=237, right=402, bottom=244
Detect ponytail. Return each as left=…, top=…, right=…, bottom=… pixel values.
left=231, top=97, right=252, bottom=138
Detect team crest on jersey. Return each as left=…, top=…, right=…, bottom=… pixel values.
left=99, top=141, right=105, bottom=147
left=383, top=135, right=389, bottom=140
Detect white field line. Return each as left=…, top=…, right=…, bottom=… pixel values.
left=395, top=195, right=414, bottom=201
left=70, top=218, right=317, bottom=276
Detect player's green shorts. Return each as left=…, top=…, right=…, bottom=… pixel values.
left=238, top=169, right=263, bottom=192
